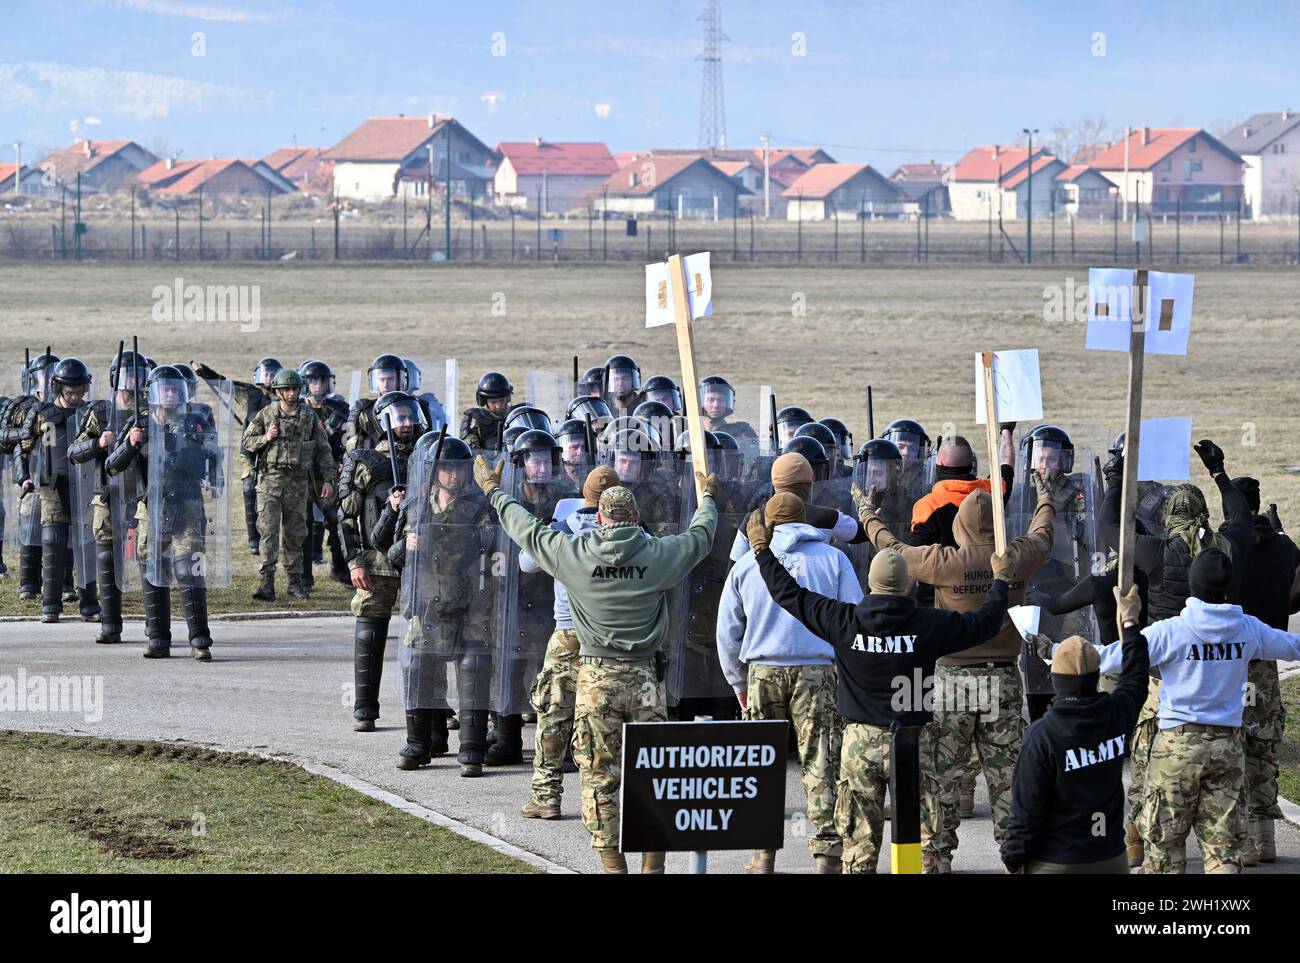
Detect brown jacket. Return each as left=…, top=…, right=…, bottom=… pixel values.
left=864, top=489, right=1055, bottom=665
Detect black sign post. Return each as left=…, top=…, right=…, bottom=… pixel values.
left=619, top=720, right=787, bottom=871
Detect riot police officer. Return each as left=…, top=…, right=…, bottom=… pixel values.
left=1, top=352, right=60, bottom=600
left=460, top=371, right=517, bottom=450
left=776, top=406, right=815, bottom=446
left=106, top=366, right=226, bottom=660
left=191, top=357, right=277, bottom=554
left=338, top=391, right=429, bottom=731
left=699, top=375, right=759, bottom=446
left=19, top=357, right=99, bottom=623
left=601, top=355, right=643, bottom=413
left=300, top=360, right=350, bottom=588
left=796, top=422, right=846, bottom=477
left=642, top=375, right=684, bottom=414
left=345, top=354, right=413, bottom=452
left=242, top=369, right=336, bottom=601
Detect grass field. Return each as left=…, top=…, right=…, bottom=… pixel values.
left=0, top=729, right=535, bottom=873
left=1280, top=675, right=1300, bottom=808
left=1, top=259, right=1296, bottom=613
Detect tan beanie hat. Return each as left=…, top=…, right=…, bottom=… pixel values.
left=583, top=465, right=621, bottom=507
left=868, top=548, right=911, bottom=596
left=772, top=452, right=814, bottom=502
left=764, top=492, right=806, bottom=527
left=1051, top=636, right=1100, bottom=675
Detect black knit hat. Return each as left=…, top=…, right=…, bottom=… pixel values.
left=1231, top=476, right=1261, bottom=514
left=1189, top=548, right=1233, bottom=603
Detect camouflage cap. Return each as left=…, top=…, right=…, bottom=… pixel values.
left=1051, top=635, right=1100, bottom=675
left=598, top=485, right=638, bottom=523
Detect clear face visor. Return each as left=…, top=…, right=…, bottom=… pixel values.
left=369, top=367, right=404, bottom=394
left=31, top=369, right=50, bottom=396
left=1031, top=440, right=1073, bottom=476
left=405, top=365, right=422, bottom=391
left=854, top=456, right=902, bottom=492
left=380, top=403, right=428, bottom=438
left=832, top=433, right=854, bottom=462
left=700, top=386, right=734, bottom=419
left=559, top=432, right=589, bottom=464
left=646, top=386, right=683, bottom=413
left=511, top=411, right=552, bottom=433
left=254, top=363, right=282, bottom=386
left=149, top=378, right=190, bottom=407
left=435, top=460, right=471, bottom=493
left=523, top=451, right=555, bottom=483
left=778, top=419, right=809, bottom=444
left=886, top=430, right=929, bottom=461
left=115, top=370, right=140, bottom=394
left=606, top=366, right=640, bottom=395
left=306, top=375, right=334, bottom=398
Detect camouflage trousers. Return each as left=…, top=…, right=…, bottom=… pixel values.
left=743, top=662, right=840, bottom=858
left=256, top=474, right=308, bottom=578
left=926, top=664, right=1024, bottom=863
left=351, top=573, right=400, bottom=618
left=1242, top=660, right=1285, bottom=821
left=529, top=628, right=580, bottom=804
left=38, top=485, right=72, bottom=525
left=572, top=656, right=666, bottom=853
left=837, top=722, right=941, bottom=874
left=1127, top=680, right=1161, bottom=829
left=1139, top=725, right=1244, bottom=874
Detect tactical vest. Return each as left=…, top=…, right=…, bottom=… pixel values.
left=152, top=412, right=219, bottom=501
left=36, top=401, right=79, bottom=486
left=261, top=407, right=319, bottom=472
left=341, top=445, right=411, bottom=552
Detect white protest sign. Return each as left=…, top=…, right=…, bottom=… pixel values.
left=1008, top=605, right=1041, bottom=641
left=974, top=349, right=1043, bottom=425
left=1136, top=416, right=1192, bottom=481
left=645, top=251, right=713, bottom=327
left=1085, top=268, right=1194, bottom=355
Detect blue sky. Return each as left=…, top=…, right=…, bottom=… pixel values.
left=1, top=0, right=1295, bottom=166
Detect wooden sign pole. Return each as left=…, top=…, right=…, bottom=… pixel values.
left=667, top=253, right=709, bottom=501
left=1116, top=269, right=1148, bottom=619
left=980, top=352, right=1008, bottom=554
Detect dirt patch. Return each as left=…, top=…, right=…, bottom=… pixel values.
left=160, top=818, right=194, bottom=831
left=0, top=730, right=302, bottom=773
left=48, top=806, right=197, bottom=861
left=0, top=785, right=27, bottom=802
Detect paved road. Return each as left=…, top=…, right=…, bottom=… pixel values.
left=3, top=614, right=1298, bottom=874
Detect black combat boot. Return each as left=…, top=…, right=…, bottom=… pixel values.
left=0, top=536, right=6, bottom=575
left=397, top=710, right=435, bottom=769
left=179, top=581, right=212, bottom=662
left=62, top=548, right=77, bottom=603
left=430, top=710, right=450, bottom=756
left=300, top=531, right=314, bottom=590
left=485, top=713, right=525, bottom=766
left=94, top=541, right=121, bottom=643
left=456, top=652, right=491, bottom=776
left=287, top=575, right=311, bottom=600
left=141, top=578, right=172, bottom=659
left=325, top=516, right=350, bottom=585
left=458, top=710, right=489, bottom=777
left=242, top=478, right=259, bottom=554
left=352, top=617, right=389, bottom=731
left=252, top=572, right=275, bottom=601
left=18, top=543, right=41, bottom=600
left=77, top=581, right=100, bottom=621
left=40, top=524, right=68, bottom=622
left=311, top=519, right=325, bottom=564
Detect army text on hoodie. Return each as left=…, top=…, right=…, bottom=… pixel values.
left=1093, top=598, right=1300, bottom=729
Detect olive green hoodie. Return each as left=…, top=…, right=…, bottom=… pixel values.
left=489, top=488, right=718, bottom=659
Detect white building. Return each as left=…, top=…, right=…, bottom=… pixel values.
left=1219, top=112, right=1300, bottom=220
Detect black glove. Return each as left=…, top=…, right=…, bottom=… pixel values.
left=999, top=421, right=1017, bottom=435
left=1266, top=503, right=1284, bottom=533
left=1194, top=439, right=1224, bottom=476
left=1102, top=454, right=1124, bottom=487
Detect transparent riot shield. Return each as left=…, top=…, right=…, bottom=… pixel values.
left=492, top=456, right=583, bottom=715
left=1010, top=460, right=1101, bottom=697
left=525, top=369, right=571, bottom=426
left=809, top=473, right=870, bottom=588
left=67, top=406, right=99, bottom=589
left=850, top=451, right=926, bottom=581
left=144, top=383, right=234, bottom=589
left=18, top=434, right=43, bottom=547
left=409, top=357, right=458, bottom=434
left=397, top=442, right=500, bottom=717
left=0, top=449, right=15, bottom=562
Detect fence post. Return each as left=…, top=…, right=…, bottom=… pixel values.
left=860, top=195, right=865, bottom=263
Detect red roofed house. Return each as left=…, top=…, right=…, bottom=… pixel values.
left=262, top=147, right=334, bottom=195
left=36, top=139, right=158, bottom=193
left=782, top=163, right=904, bottom=220
left=494, top=139, right=618, bottom=213
left=0, top=163, right=48, bottom=196
left=593, top=156, right=751, bottom=217
left=1089, top=127, right=1244, bottom=215
left=1052, top=165, right=1115, bottom=218
left=890, top=162, right=953, bottom=217
left=135, top=158, right=293, bottom=197
left=948, top=145, right=1066, bottom=220
left=324, top=114, right=496, bottom=202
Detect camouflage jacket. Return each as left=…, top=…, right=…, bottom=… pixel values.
left=242, top=403, right=335, bottom=486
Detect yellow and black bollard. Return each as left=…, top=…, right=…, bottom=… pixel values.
left=889, top=724, right=923, bottom=874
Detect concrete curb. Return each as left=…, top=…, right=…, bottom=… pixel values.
left=0, top=610, right=351, bottom=623
left=288, top=758, right=574, bottom=874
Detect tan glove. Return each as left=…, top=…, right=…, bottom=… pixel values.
left=745, top=507, right=773, bottom=553
left=851, top=484, right=882, bottom=521
left=1025, top=632, right=1054, bottom=661
left=1114, top=583, right=1142, bottom=627
left=990, top=547, right=1018, bottom=583
left=473, top=455, right=505, bottom=496
left=695, top=471, right=721, bottom=500
left=1029, top=469, right=1055, bottom=505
